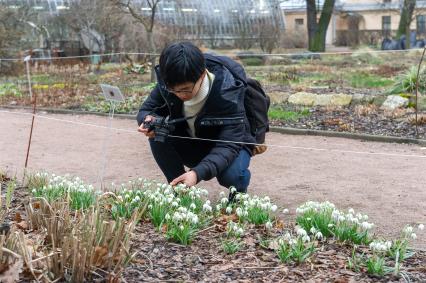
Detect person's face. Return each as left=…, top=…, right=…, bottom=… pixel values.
left=167, top=71, right=206, bottom=101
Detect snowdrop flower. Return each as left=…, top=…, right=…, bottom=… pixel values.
left=221, top=198, right=228, bottom=205
left=348, top=208, right=355, bottom=214
left=179, top=225, right=184, bottom=231
left=230, top=187, right=237, bottom=194
left=165, top=213, right=171, bottom=221
left=418, top=224, right=424, bottom=231
left=369, top=240, right=392, bottom=252
left=31, top=189, right=36, bottom=194
left=216, top=204, right=222, bottom=211
left=237, top=228, right=244, bottom=236
left=226, top=206, right=232, bottom=214
left=236, top=207, right=243, bottom=217
left=283, top=232, right=292, bottom=241
left=361, top=221, right=374, bottom=230
left=296, top=227, right=307, bottom=237
left=282, top=208, right=289, bottom=214
left=219, top=191, right=225, bottom=198
left=147, top=204, right=152, bottom=210
left=403, top=226, right=414, bottom=235
left=190, top=203, right=196, bottom=210
left=191, top=215, right=199, bottom=225
left=411, top=233, right=417, bottom=240
left=202, top=203, right=212, bottom=213
left=310, top=227, right=317, bottom=234
left=117, top=196, right=123, bottom=202
left=265, top=221, right=273, bottom=230
left=302, top=235, right=311, bottom=243
left=271, top=205, right=277, bottom=212
left=315, top=232, right=323, bottom=240
left=171, top=201, right=179, bottom=207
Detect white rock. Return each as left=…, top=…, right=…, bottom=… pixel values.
left=381, top=95, right=409, bottom=110
left=288, top=92, right=317, bottom=106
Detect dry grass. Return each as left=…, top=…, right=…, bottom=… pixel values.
left=354, top=104, right=378, bottom=117
left=408, top=114, right=426, bottom=125
left=23, top=197, right=144, bottom=282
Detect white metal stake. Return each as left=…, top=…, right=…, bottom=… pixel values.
left=98, top=101, right=116, bottom=190
left=24, top=56, right=33, bottom=99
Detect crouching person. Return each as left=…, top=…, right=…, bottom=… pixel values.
left=137, top=41, right=256, bottom=198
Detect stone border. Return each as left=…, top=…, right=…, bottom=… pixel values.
left=270, top=127, right=426, bottom=146
left=2, top=105, right=426, bottom=146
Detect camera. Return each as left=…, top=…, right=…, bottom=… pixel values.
left=143, top=116, right=176, bottom=143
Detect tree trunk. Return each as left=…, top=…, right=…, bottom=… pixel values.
left=146, top=30, right=157, bottom=82
left=397, top=0, right=416, bottom=45
left=306, top=0, right=336, bottom=52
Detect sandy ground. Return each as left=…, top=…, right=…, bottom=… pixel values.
left=1, top=109, right=426, bottom=247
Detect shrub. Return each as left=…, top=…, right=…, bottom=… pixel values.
left=390, top=66, right=426, bottom=94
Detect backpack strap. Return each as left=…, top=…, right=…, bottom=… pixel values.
left=204, top=53, right=247, bottom=86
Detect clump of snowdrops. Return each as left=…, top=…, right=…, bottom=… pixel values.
left=217, top=188, right=277, bottom=228
left=110, top=180, right=213, bottom=245
left=275, top=227, right=317, bottom=264
left=28, top=172, right=99, bottom=210
left=296, top=201, right=374, bottom=245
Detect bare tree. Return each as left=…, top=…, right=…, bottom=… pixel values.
left=110, top=0, right=161, bottom=81
left=397, top=0, right=416, bottom=49
left=234, top=9, right=255, bottom=50
left=306, top=0, right=336, bottom=52
left=0, top=4, right=31, bottom=74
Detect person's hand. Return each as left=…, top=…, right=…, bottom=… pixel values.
left=138, top=115, right=155, bottom=138
left=170, top=171, right=198, bottom=187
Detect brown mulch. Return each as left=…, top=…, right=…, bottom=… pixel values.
left=123, top=221, right=426, bottom=282
left=1, top=180, right=425, bottom=282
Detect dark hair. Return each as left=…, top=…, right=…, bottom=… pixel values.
left=159, top=41, right=206, bottom=87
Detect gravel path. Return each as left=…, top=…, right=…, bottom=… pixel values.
left=1, top=109, right=425, bottom=247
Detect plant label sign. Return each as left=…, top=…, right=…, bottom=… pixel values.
left=100, top=84, right=125, bottom=103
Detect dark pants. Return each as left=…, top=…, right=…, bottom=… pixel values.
left=149, top=137, right=251, bottom=193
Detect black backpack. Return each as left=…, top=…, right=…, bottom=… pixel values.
left=245, top=78, right=270, bottom=144
left=205, top=54, right=270, bottom=145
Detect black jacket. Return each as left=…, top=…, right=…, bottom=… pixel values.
left=137, top=54, right=256, bottom=182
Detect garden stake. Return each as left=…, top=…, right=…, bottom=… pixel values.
left=98, top=101, right=116, bottom=190
left=415, top=46, right=426, bottom=138
left=23, top=55, right=36, bottom=183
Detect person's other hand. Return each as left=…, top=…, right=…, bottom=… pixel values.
left=170, top=171, right=198, bottom=187
left=138, top=115, right=155, bottom=138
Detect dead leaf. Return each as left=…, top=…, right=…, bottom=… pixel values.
left=14, top=213, right=22, bottom=223
left=0, top=263, right=9, bottom=273
left=275, top=219, right=285, bottom=230
left=32, top=202, right=40, bottom=209
left=93, top=246, right=108, bottom=267
left=15, top=221, right=28, bottom=231
left=0, top=258, right=23, bottom=283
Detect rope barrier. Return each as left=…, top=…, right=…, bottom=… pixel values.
left=0, top=48, right=424, bottom=61
left=1, top=109, right=425, bottom=160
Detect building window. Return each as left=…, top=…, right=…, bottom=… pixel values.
left=417, top=15, right=426, bottom=34
left=382, top=16, right=391, bottom=32
left=295, top=18, right=304, bottom=29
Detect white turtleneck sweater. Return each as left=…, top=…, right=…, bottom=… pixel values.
left=184, top=70, right=215, bottom=137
